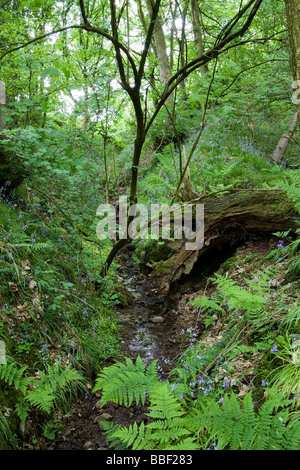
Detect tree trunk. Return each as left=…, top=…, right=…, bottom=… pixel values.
left=147, top=189, right=300, bottom=294
left=0, top=80, right=6, bottom=131
left=145, top=0, right=172, bottom=90
left=191, top=0, right=208, bottom=76
left=284, top=0, right=300, bottom=121
left=271, top=111, right=298, bottom=163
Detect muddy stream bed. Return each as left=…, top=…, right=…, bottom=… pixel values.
left=39, top=255, right=202, bottom=451
left=37, top=235, right=276, bottom=451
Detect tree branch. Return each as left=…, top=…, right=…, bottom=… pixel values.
left=79, top=0, right=90, bottom=25
left=0, top=25, right=83, bottom=61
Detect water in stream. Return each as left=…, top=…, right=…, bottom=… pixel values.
left=119, top=272, right=176, bottom=366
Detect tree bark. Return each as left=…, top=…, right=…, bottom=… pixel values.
left=271, top=111, right=298, bottom=163
left=284, top=0, right=300, bottom=121
left=0, top=81, right=6, bottom=131
left=145, top=0, right=172, bottom=90
left=191, top=0, right=208, bottom=76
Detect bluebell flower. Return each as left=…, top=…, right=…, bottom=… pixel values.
left=222, top=379, right=230, bottom=388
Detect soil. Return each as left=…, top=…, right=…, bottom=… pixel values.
left=36, top=234, right=278, bottom=451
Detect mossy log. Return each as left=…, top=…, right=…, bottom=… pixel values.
left=151, top=188, right=300, bottom=294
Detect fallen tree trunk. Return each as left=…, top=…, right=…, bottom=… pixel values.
left=149, top=188, right=300, bottom=294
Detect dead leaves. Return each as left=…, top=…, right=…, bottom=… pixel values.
left=8, top=281, right=18, bottom=293
left=13, top=304, right=32, bottom=323
left=21, top=259, right=30, bottom=271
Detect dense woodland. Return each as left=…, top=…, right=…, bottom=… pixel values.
left=0, top=0, right=300, bottom=451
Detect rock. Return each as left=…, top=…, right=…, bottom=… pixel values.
left=84, top=441, right=93, bottom=449
left=99, top=412, right=113, bottom=421
left=95, top=399, right=102, bottom=410
left=114, top=283, right=134, bottom=307
left=151, top=316, right=164, bottom=323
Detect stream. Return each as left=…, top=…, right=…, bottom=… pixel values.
left=40, top=256, right=184, bottom=451
left=120, top=271, right=177, bottom=367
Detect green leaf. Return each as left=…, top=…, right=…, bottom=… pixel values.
left=41, top=67, right=60, bottom=78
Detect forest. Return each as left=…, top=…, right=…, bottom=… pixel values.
left=0, top=0, right=300, bottom=452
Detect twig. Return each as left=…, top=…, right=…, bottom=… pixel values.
left=202, top=323, right=247, bottom=374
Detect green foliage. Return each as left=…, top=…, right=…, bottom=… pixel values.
left=267, top=335, right=300, bottom=408
left=94, top=356, right=300, bottom=450
left=0, top=359, right=86, bottom=446
left=0, top=362, right=28, bottom=390
left=105, top=382, right=198, bottom=450
left=25, top=363, right=85, bottom=414
left=0, top=410, right=18, bottom=449
left=197, top=392, right=300, bottom=450
left=93, top=355, right=159, bottom=407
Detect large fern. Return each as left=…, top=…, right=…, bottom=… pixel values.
left=0, top=361, right=86, bottom=424
left=25, top=363, right=86, bottom=414
left=212, top=274, right=267, bottom=315
left=197, top=392, right=300, bottom=450
left=95, top=357, right=300, bottom=450
left=103, top=382, right=198, bottom=450
left=93, top=355, right=158, bottom=407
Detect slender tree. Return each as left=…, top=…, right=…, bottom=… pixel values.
left=284, top=0, right=300, bottom=119
left=191, top=0, right=208, bottom=76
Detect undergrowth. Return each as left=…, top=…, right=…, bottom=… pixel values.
left=94, top=228, right=300, bottom=450
left=0, top=169, right=122, bottom=448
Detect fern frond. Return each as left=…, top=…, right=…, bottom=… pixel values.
left=106, top=421, right=153, bottom=450
left=200, top=392, right=299, bottom=450
left=25, top=386, right=55, bottom=414
left=284, top=419, right=300, bottom=450
left=93, top=356, right=158, bottom=407
left=213, top=274, right=266, bottom=314
left=0, top=363, right=28, bottom=389
left=240, top=392, right=256, bottom=449
left=147, top=383, right=184, bottom=420
left=165, top=438, right=199, bottom=450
